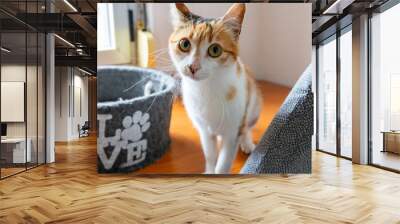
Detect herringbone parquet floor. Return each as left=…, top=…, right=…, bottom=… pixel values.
left=1, top=135, right=400, bottom=223
left=1, top=81, right=400, bottom=223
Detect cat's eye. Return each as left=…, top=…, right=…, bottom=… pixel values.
left=178, top=38, right=191, bottom=52
left=208, top=43, right=223, bottom=58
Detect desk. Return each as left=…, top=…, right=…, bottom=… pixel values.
left=382, top=131, right=400, bottom=154
left=1, top=138, right=31, bottom=163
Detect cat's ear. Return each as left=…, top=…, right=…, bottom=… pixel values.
left=170, top=3, right=199, bottom=29
left=222, top=3, right=246, bottom=40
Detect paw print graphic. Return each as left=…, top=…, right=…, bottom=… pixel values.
left=121, top=111, right=151, bottom=143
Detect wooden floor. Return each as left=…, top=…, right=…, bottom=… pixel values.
left=1, top=163, right=45, bottom=178
left=0, top=167, right=26, bottom=178
left=1, top=82, right=400, bottom=223
left=372, top=150, right=400, bottom=171
left=1, top=137, right=400, bottom=223
left=138, top=81, right=289, bottom=174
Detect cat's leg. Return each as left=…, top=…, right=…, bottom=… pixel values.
left=240, top=129, right=255, bottom=154
left=215, top=134, right=239, bottom=174
left=240, top=88, right=261, bottom=154
left=199, top=130, right=218, bottom=174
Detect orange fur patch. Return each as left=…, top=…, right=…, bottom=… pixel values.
left=214, top=25, right=238, bottom=59
left=190, top=23, right=213, bottom=44
left=226, top=85, right=237, bottom=101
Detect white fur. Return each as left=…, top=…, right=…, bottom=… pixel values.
left=170, top=3, right=185, bottom=29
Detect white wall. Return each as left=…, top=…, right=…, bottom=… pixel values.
left=146, top=3, right=311, bottom=87
left=55, top=67, right=69, bottom=141
left=1, top=65, right=37, bottom=138
left=54, top=67, right=89, bottom=141
left=1, top=65, right=26, bottom=138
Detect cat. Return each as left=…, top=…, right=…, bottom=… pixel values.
left=168, top=3, right=262, bottom=174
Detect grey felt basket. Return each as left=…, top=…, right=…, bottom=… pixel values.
left=97, top=66, right=176, bottom=173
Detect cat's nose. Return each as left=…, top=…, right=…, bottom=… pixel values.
left=187, top=63, right=200, bottom=75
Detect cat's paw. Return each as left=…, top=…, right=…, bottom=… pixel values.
left=240, top=142, right=255, bottom=154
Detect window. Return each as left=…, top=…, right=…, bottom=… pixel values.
left=98, top=4, right=116, bottom=51
left=370, top=3, right=400, bottom=171
left=340, top=28, right=352, bottom=158
left=316, top=24, right=354, bottom=159
left=97, top=3, right=133, bottom=65
left=317, top=36, right=337, bottom=155
left=390, top=75, right=400, bottom=130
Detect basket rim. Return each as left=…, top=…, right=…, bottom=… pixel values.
left=97, top=65, right=176, bottom=108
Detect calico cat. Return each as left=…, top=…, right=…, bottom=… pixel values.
left=169, top=3, right=262, bottom=174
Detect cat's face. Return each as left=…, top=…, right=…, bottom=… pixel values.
left=169, top=3, right=246, bottom=81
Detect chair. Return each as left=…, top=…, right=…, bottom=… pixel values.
left=79, top=121, right=90, bottom=138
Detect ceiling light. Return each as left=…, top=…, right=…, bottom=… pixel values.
left=54, top=34, right=75, bottom=48
left=78, top=67, right=93, bottom=76
left=63, top=0, right=78, bottom=12
left=322, top=0, right=354, bottom=15
left=76, top=48, right=85, bottom=55
left=1, top=47, right=11, bottom=53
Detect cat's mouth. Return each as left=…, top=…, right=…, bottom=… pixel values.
left=189, top=74, right=201, bottom=81
left=182, top=70, right=201, bottom=81
left=182, top=72, right=203, bottom=81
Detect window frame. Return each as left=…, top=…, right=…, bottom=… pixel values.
left=315, top=24, right=353, bottom=161
left=97, top=3, right=116, bottom=52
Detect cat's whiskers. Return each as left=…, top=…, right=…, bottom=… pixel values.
left=122, top=76, right=150, bottom=93
left=145, top=79, right=178, bottom=114
left=141, top=47, right=178, bottom=74
left=147, top=48, right=170, bottom=59
left=156, top=65, right=176, bottom=72
left=148, top=47, right=169, bottom=55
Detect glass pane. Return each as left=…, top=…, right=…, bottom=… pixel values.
left=318, top=37, right=337, bottom=154
left=27, top=31, right=38, bottom=169
left=340, top=29, right=352, bottom=158
left=0, top=1, right=46, bottom=178
left=371, top=4, right=400, bottom=171
left=26, top=0, right=40, bottom=169
left=38, top=33, right=45, bottom=165
left=1, top=30, right=27, bottom=177
left=97, top=4, right=115, bottom=51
